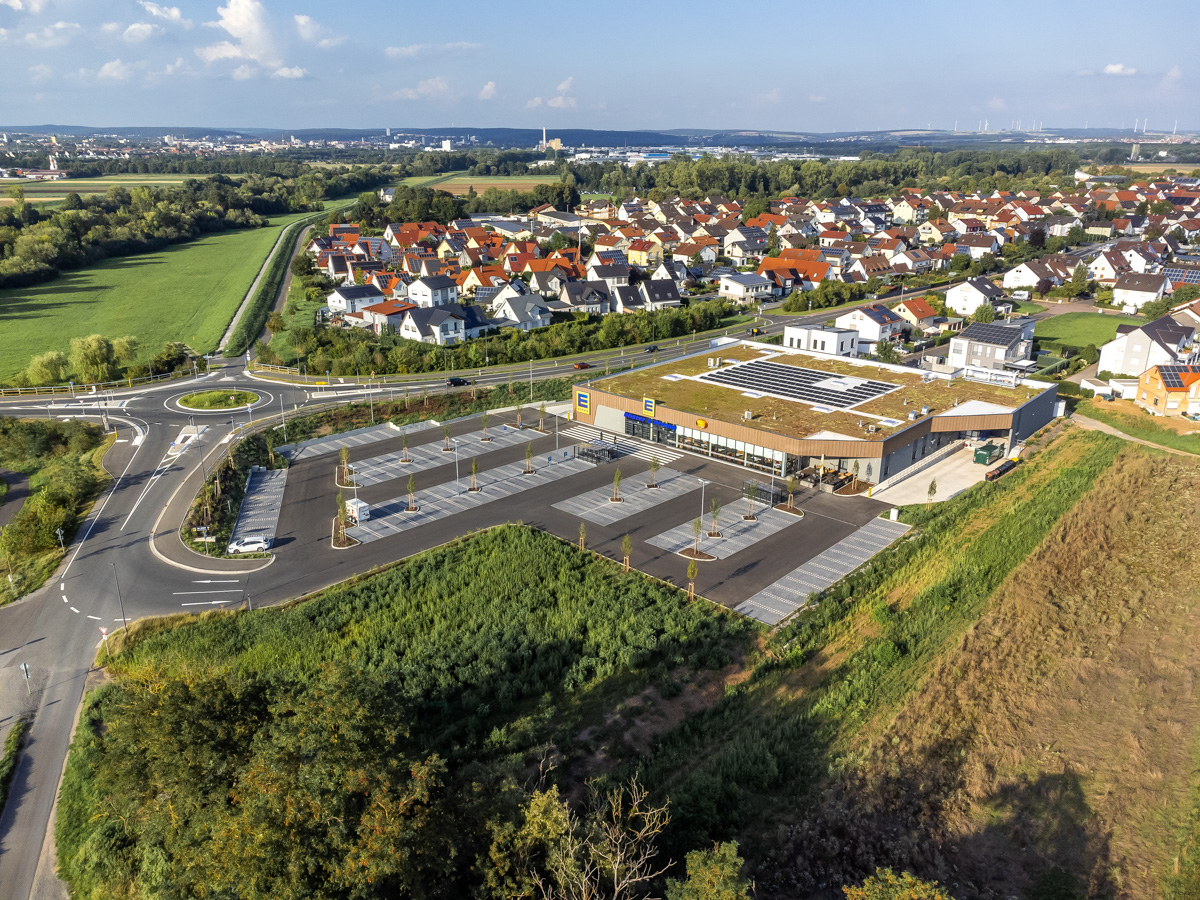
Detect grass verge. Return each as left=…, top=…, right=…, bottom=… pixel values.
left=1077, top=398, right=1200, bottom=455
left=178, top=390, right=259, bottom=410
left=0, top=718, right=31, bottom=816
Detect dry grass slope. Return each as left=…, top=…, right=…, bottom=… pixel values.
left=776, top=445, right=1200, bottom=898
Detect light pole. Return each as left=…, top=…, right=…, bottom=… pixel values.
left=368, top=379, right=374, bottom=425
left=279, top=391, right=287, bottom=441
left=698, top=478, right=708, bottom=520
left=529, top=358, right=534, bottom=402
left=111, top=562, right=128, bottom=632
left=452, top=438, right=460, bottom=491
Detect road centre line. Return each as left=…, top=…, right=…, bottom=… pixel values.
left=171, top=589, right=243, bottom=595
left=69, top=606, right=79, bottom=613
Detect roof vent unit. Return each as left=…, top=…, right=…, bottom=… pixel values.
left=921, top=405, right=931, bottom=415
left=707, top=357, right=714, bottom=367
left=868, top=424, right=878, bottom=434
left=743, top=410, right=753, bottom=421
left=908, top=410, right=919, bottom=421
left=902, top=396, right=908, bottom=405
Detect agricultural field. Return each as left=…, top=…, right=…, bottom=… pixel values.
left=432, top=173, right=562, bottom=195
left=1034, top=310, right=1142, bottom=347
left=0, top=209, right=316, bottom=380
left=0, top=173, right=224, bottom=205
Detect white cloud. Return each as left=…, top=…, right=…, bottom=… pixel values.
left=164, top=56, right=184, bottom=75
left=101, top=22, right=121, bottom=34
left=124, top=22, right=159, bottom=42
left=139, top=2, right=191, bottom=27
left=477, top=80, right=496, bottom=100
left=386, top=43, right=428, bottom=58
left=1103, top=62, right=1136, bottom=76
left=386, top=41, right=479, bottom=58
left=547, top=94, right=576, bottom=109
left=27, top=63, right=51, bottom=82
left=526, top=96, right=543, bottom=109
left=393, top=76, right=451, bottom=100
left=197, top=0, right=279, bottom=67
left=1159, top=65, right=1182, bottom=90
left=24, top=22, right=80, bottom=48
left=98, top=59, right=132, bottom=81
left=293, top=14, right=343, bottom=48
left=987, top=96, right=1007, bottom=110
left=0, top=28, right=7, bottom=41
left=1, top=0, right=51, bottom=11
left=809, top=93, right=826, bottom=103
left=232, top=63, right=255, bottom=79
left=556, top=76, right=573, bottom=94
left=272, top=65, right=307, bottom=79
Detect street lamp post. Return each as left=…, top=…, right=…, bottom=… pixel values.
left=452, top=439, right=460, bottom=491
left=111, top=562, right=128, bottom=632
left=698, top=478, right=708, bottom=520
left=279, top=391, right=287, bottom=441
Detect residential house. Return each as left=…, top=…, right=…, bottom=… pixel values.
left=834, top=304, right=905, bottom=343
left=1098, top=314, right=1198, bottom=377
left=1088, top=249, right=1131, bottom=284
left=558, top=281, right=613, bottom=314
left=1113, top=273, right=1168, bottom=312
left=493, top=294, right=552, bottom=331
left=587, top=263, right=631, bottom=292
left=407, top=274, right=460, bottom=308
left=638, top=279, right=683, bottom=310
left=718, top=272, right=772, bottom=303
left=399, top=307, right=466, bottom=346
left=1003, top=259, right=1065, bottom=290
left=1135, top=364, right=1200, bottom=416
left=957, top=233, right=1001, bottom=260
left=893, top=297, right=940, bottom=335
left=357, top=299, right=416, bottom=335
left=945, top=277, right=1008, bottom=316
left=918, top=218, right=958, bottom=243
left=626, top=239, right=663, bottom=268
left=783, top=324, right=859, bottom=357
left=946, top=322, right=1033, bottom=371
left=327, top=284, right=385, bottom=315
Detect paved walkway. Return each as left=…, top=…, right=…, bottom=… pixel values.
left=1073, top=414, right=1197, bottom=457
left=872, top=446, right=1005, bottom=506
left=561, top=425, right=684, bottom=463
left=552, top=469, right=696, bottom=525
left=347, top=454, right=591, bottom=544
left=737, top=517, right=911, bottom=625
left=350, top=426, right=538, bottom=486
left=646, top=505, right=802, bottom=560
left=229, top=468, right=288, bottom=543
left=0, top=469, right=30, bottom=528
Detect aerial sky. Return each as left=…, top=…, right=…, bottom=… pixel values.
left=0, top=0, right=1194, bottom=134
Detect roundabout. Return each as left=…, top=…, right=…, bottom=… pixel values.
left=175, top=389, right=262, bottom=412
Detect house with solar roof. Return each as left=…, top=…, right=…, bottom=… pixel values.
left=1135, top=364, right=1200, bottom=416
left=1098, top=314, right=1198, bottom=378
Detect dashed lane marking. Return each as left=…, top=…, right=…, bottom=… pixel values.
left=69, top=606, right=80, bottom=613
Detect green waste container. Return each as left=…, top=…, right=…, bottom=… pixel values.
left=974, top=443, right=1002, bottom=465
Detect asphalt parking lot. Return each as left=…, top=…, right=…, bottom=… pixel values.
left=267, top=407, right=893, bottom=617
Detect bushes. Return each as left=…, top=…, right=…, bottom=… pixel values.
left=58, top=526, right=749, bottom=899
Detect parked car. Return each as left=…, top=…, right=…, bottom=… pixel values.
left=572, top=362, right=592, bottom=370
left=644, top=344, right=659, bottom=353
left=445, top=376, right=468, bottom=387
left=227, top=535, right=271, bottom=554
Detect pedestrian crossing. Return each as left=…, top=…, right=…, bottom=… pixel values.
left=561, top=425, right=683, bottom=464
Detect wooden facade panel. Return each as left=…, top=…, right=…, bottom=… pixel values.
left=930, top=413, right=1014, bottom=433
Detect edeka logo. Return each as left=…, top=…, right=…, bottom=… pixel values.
left=575, top=390, right=590, bottom=415
left=642, top=397, right=655, bottom=417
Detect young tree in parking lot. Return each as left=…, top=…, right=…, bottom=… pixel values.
left=339, top=446, right=350, bottom=485
left=786, top=475, right=798, bottom=509
left=687, top=557, right=698, bottom=601
left=691, top=516, right=703, bottom=557
left=443, top=424, right=453, bottom=451
left=852, top=460, right=860, bottom=491
left=539, top=402, right=547, bottom=432
left=648, top=455, right=660, bottom=489
left=709, top=497, right=723, bottom=537
left=579, top=521, right=586, bottom=551
left=481, top=412, right=491, bottom=441
left=621, top=533, right=632, bottom=572
left=745, top=483, right=760, bottom=520
left=335, top=488, right=346, bottom=542
left=525, top=442, right=534, bottom=474
left=401, top=431, right=411, bottom=462
left=470, top=457, right=478, bottom=491
left=407, top=475, right=417, bottom=511
left=612, top=467, right=622, bottom=501
left=927, top=477, right=937, bottom=509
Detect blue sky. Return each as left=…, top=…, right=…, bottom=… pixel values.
left=0, top=0, right=1194, bottom=133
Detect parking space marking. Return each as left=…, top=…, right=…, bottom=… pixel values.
left=349, top=426, right=539, bottom=486
left=551, top=469, right=695, bottom=526
left=646, top=506, right=802, bottom=559
left=228, top=468, right=288, bottom=545
left=346, top=453, right=592, bottom=544
left=735, top=518, right=911, bottom=625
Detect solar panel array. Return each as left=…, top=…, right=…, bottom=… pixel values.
left=698, top=359, right=898, bottom=409
left=1159, top=364, right=1200, bottom=388
left=1163, top=265, right=1200, bottom=286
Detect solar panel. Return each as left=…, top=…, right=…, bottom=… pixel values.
left=697, top=359, right=899, bottom=410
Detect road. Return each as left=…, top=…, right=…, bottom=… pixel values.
left=0, top=248, right=1107, bottom=900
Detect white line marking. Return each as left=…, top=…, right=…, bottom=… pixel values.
left=60, top=583, right=65, bottom=590
left=69, top=606, right=80, bottom=613
left=87, top=615, right=101, bottom=620
left=122, top=458, right=172, bottom=530
left=171, top=589, right=243, bottom=595
left=191, top=579, right=239, bottom=584
left=180, top=600, right=236, bottom=606
left=63, top=597, right=68, bottom=603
